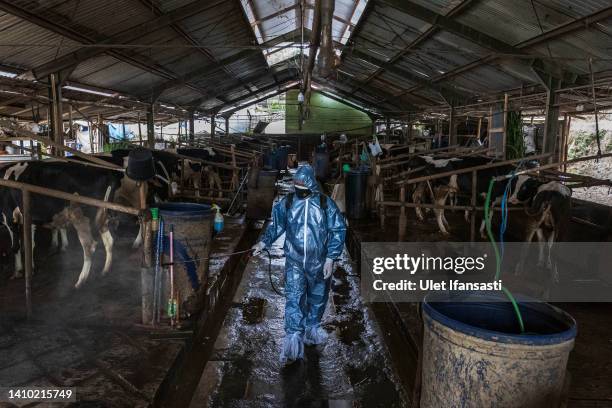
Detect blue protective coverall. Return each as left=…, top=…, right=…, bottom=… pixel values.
left=259, top=165, right=346, bottom=363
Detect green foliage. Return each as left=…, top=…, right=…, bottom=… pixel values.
left=568, top=130, right=610, bottom=159
left=103, top=141, right=132, bottom=152
left=505, top=111, right=525, bottom=159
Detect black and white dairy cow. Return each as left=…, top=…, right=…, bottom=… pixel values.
left=509, top=175, right=572, bottom=280
left=0, top=161, right=123, bottom=288
left=408, top=155, right=502, bottom=235
left=175, top=147, right=223, bottom=198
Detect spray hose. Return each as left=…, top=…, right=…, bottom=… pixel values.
left=484, top=178, right=525, bottom=333
left=263, top=248, right=283, bottom=296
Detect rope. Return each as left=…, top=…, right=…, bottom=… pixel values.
left=161, top=248, right=254, bottom=266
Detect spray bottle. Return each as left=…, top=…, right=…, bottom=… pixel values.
left=212, top=204, right=224, bottom=234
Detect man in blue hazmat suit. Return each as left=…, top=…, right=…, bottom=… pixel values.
left=251, top=164, right=346, bottom=364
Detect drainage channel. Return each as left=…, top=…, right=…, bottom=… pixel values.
left=155, top=222, right=263, bottom=408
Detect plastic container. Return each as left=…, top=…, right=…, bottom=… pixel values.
left=420, top=292, right=577, bottom=408
left=127, top=148, right=155, bottom=180
left=345, top=168, right=369, bottom=219
left=159, top=203, right=213, bottom=316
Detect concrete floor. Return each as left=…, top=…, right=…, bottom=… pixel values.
left=189, top=235, right=408, bottom=407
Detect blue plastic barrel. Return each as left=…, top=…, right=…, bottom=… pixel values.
left=158, top=203, right=212, bottom=316
left=276, top=146, right=289, bottom=170
left=421, top=291, right=577, bottom=408
left=263, top=151, right=277, bottom=170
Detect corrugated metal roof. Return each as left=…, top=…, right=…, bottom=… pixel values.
left=0, top=0, right=611, bottom=118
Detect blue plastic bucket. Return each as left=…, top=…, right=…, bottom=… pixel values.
left=420, top=291, right=576, bottom=408
left=158, top=203, right=212, bottom=316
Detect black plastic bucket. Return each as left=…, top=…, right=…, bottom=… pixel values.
left=345, top=168, right=369, bottom=219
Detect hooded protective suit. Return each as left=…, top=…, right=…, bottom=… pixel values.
left=259, top=164, right=346, bottom=363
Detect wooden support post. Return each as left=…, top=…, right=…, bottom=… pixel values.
left=487, top=107, right=492, bottom=155
left=49, top=73, right=64, bottom=156
left=398, top=186, right=406, bottom=241
left=68, top=104, right=74, bottom=142
left=449, top=106, right=457, bottom=147
left=23, top=189, right=33, bottom=318
left=137, top=112, right=143, bottom=146
left=543, top=80, right=561, bottom=163
left=470, top=170, right=477, bottom=242
left=502, top=93, right=509, bottom=159
left=564, top=116, right=571, bottom=172
left=97, top=114, right=103, bottom=152
left=476, top=117, right=482, bottom=142
left=230, top=144, right=238, bottom=190
left=385, top=117, right=391, bottom=144
left=88, top=119, right=94, bottom=153
left=146, top=104, right=155, bottom=148
left=225, top=116, right=230, bottom=136
left=211, top=115, right=216, bottom=140
left=189, top=110, right=195, bottom=142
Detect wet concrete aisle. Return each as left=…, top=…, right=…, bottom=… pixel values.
left=189, top=236, right=408, bottom=407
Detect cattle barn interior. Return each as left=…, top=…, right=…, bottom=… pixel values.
left=0, top=0, right=611, bottom=407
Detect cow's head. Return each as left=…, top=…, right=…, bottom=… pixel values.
left=509, top=175, right=540, bottom=204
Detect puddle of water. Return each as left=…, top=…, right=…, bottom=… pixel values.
left=241, top=297, right=267, bottom=325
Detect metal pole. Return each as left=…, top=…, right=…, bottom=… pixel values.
left=23, top=189, right=33, bottom=318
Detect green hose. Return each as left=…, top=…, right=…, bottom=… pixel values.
left=484, top=178, right=525, bottom=333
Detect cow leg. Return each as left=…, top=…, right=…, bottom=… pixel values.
left=70, top=208, right=97, bottom=288
left=11, top=224, right=35, bottom=278
left=412, top=183, right=425, bottom=221
left=132, top=223, right=143, bottom=249
left=51, top=228, right=59, bottom=249
left=60, top=228, right=69, bottom=252
left=535, top=228, right=546, bottom=267
left=480, top=201, right=496, bottom=239
left=12, top=250, right=23, bottom=279
left=433, top=186, right=450, bottom=235
left=515, top=221, right=539, bottom=276
left=101, top=223, right=114, bottom=276
left=548, top=230, right=560, bottom=283
left=193, top=175, right=200, bottom=198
